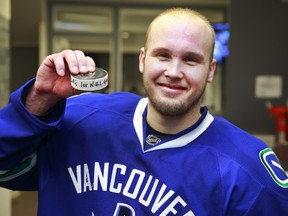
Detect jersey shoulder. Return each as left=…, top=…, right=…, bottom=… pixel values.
left=67, top=92, right=141, bottom=115
left=206, top=115, right=288, bottom=195
left=68, top=91, right=141, bottom=107
left=209, top=115, right=267, bottom=150
left=62, top=92, right=142, bottom=131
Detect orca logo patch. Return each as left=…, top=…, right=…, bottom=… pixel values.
left=114, top=203, right=135, bottom=216
left=259, top=148, right=288, bottom=188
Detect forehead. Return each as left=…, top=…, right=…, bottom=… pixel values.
left=146, top=14, right=214, bottom=54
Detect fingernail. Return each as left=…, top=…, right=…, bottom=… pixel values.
left=88, top=66, right=95, bottom=71
left=72, top=66, right=78, bottom=73
left=59, top=69, right=65, bottom=76
left=80, top=65, right=88, bottom=71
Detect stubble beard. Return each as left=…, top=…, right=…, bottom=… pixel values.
left=144, top=80, right=206, bottom=117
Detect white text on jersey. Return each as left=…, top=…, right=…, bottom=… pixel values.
left=68, top=162, right=195, bottom=216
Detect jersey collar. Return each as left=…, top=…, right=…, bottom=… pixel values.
left=133, top=98, right=214, bottom=152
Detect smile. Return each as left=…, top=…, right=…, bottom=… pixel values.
left=158, top=83, right=186, bottom=91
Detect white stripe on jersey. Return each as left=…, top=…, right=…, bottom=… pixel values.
left=133, top=98, right=214, bottom=152
left=0, top=153, right=37, bottom=182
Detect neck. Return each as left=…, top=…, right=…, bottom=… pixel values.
left=146, top=103, right=201, bottom=134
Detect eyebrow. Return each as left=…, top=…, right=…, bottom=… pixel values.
left=149, top=47, right=169, bottom=55
left=150, top=47, right=205, bottom=62
left=184, top=51, right=205, bottom=63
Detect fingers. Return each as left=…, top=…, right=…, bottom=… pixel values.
left=53, top=50, right=96, bottom=76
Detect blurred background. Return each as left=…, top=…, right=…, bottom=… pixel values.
left=0, top=0, right=288, bottom=215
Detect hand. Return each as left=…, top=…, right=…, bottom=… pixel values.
left=26, top=50, right=95, bottom=116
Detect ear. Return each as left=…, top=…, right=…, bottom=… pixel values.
left=139, top=47, right=145, bottom=73
left=207, top=59, right=217, bottom=83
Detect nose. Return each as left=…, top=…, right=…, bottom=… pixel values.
left=163, top=61, right=183, bottom=78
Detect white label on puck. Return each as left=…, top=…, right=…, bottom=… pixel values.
left=70, top=68, right=108, bottom=91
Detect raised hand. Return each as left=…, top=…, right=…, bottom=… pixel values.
left=25, top=50, right=95, bottom=116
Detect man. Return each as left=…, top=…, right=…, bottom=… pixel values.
left=1, top=8, right=288, bottom=216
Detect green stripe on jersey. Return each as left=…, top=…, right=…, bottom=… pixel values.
left=0, top=153, right=37, bottom=182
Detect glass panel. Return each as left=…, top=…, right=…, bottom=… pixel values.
left=199, top=9, right=225, bottom=23
left=120, top=8, right=162, bottom=95
left=202, top=66, right=223, bottom=114
left=119, top=8, right=224, bottom=54
left=120, top=8, right=162, bottom=53
left=53, top=35, right=113, bottom=93
left=52, top=6, right=113, bottom=33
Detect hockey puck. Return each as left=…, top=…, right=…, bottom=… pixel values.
left=70, top=67, right=108, bottom=91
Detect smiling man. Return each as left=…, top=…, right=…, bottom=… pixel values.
left=139, top=9, right=216, bottom=134
left=0, top=7, right=288, bottom=216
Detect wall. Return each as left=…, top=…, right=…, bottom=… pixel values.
left=0, top=188, right=11, bottom=216
left=225, top=0, right=288, bottom=134
left=8, top=1, right=39, bottom=216
left=10, top=47, right=39, bottom=91
left=0, top=0, right=10, bottom=106
left=10, top=0, right=40, bottom=91
left=0, top=0, right=11, bottom=214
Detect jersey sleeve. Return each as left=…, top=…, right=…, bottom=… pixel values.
left=245, top=188, right=288, bottom=216
left=219, top=153, right=288, bottom=215
left=0, top=79, right=66, bottom=190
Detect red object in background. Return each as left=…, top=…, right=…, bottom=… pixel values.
left=267, top=102, right=288, bottom=145
left=267, top=102, right=288, bottom=170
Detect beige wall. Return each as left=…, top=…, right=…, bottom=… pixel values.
left=0, top=188, right=11, bottom=216
left=0, top=0, right=10, bottom=19
left=0, top=1, right=12, bottom=215
left=0, top=0, right=10, bottom=106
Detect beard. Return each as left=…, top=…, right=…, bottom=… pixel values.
left=143, top=80, right=206, bottom=116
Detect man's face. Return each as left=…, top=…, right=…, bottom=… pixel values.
left=139, top=16, right=216, bottom=116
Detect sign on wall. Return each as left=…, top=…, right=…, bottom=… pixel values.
left=255, top=75, right=283, bottom=98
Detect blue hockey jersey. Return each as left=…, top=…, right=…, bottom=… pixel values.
left=1, top=80, right=288, bottom=216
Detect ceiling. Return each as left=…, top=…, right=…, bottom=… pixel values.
left=11, top=0, right=229, bottom=47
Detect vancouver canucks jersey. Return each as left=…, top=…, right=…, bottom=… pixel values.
left=0, top=80, right=288, bottom=216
